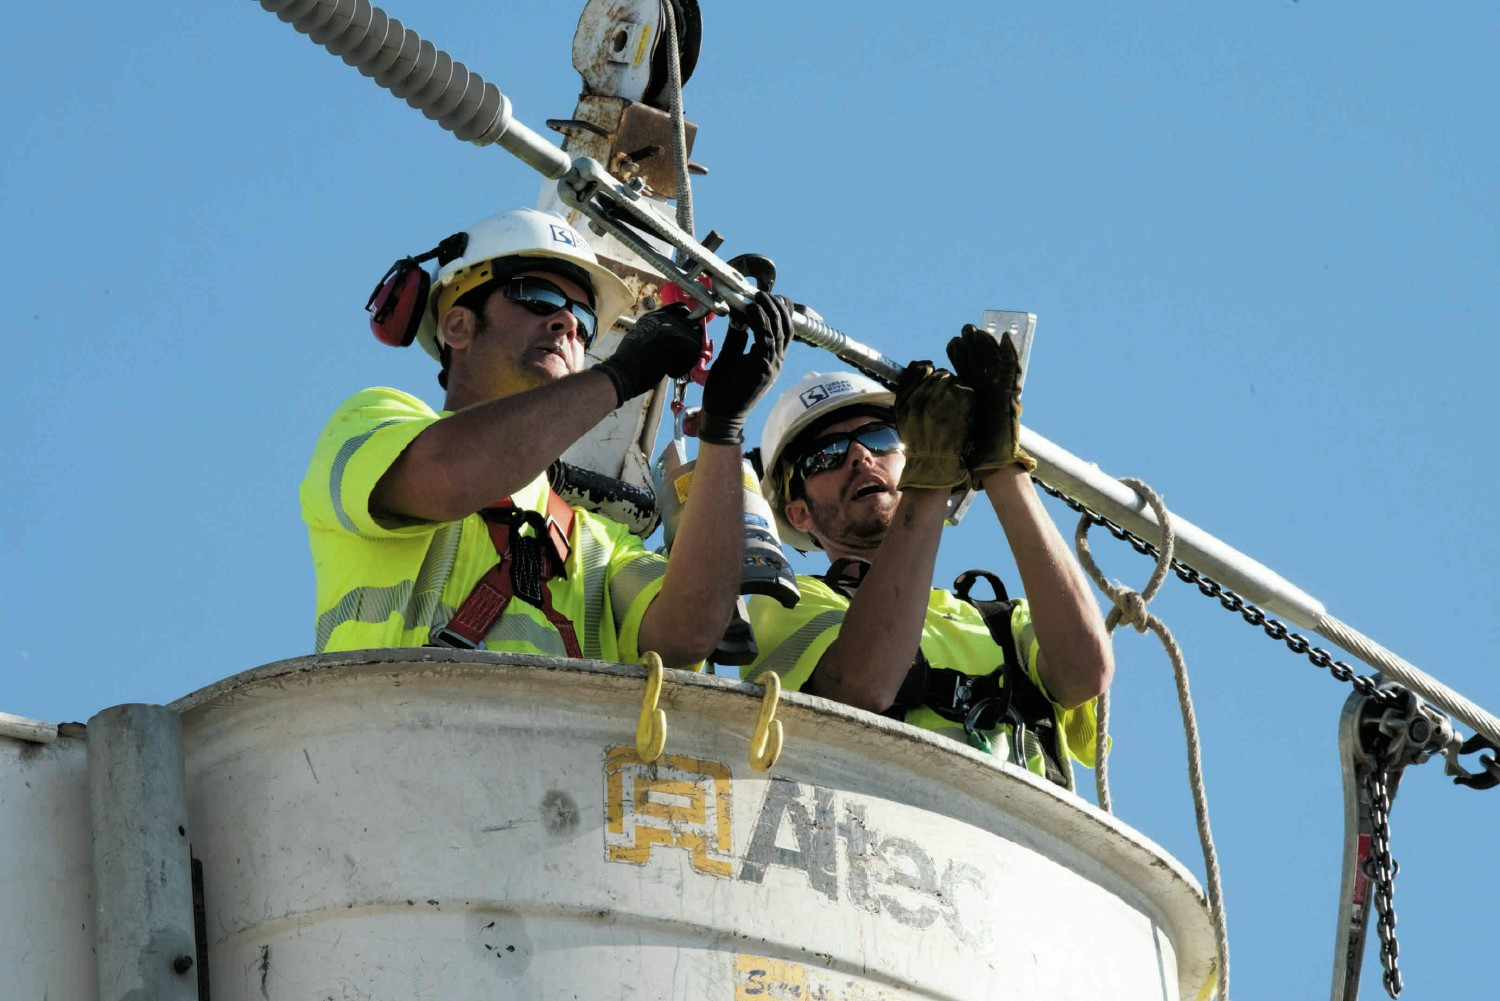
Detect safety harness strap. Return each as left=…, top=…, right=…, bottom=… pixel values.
left=429, top=488, right=581, bottom=657
left=812, top=559, right=1068, bottom=787
left=952, top=569, right=1067, bottom=787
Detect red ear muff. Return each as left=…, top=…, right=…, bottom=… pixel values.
left=366, top=259, right=431, bottom=347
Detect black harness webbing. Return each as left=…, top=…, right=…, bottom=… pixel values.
left=811, top=559, right=1068, bottom=788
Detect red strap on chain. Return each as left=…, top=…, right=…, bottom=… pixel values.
left=429, top=488, right=581, bottom=657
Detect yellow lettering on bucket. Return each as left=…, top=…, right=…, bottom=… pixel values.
left=733, top=953, right=899, bottom=999
left=604, top=745, right=734, bottom=877
left=733, top=954, right=806, bottom=999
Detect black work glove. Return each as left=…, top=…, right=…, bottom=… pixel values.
left=945, top=324, right=1036, bottom=484
left=698, top=290, right=794, bottom=445
left=593, top=304, right=702, bottom=406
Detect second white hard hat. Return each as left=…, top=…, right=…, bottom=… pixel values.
left=758, top=370, right=896, bottom=552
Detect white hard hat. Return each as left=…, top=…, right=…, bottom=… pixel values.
left=758, top=371, right=896, bottom=552
left=413, top=208, right=635, bottom=362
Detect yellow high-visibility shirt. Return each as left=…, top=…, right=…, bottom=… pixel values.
left=745, top=576, right=1098, bottom=789
left=300, top=387, right=670, bottom=662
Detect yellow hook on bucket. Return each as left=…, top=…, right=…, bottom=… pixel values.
left=749, top=672, right=784, bottom=772
left=635, top=651, right=668, bottom=762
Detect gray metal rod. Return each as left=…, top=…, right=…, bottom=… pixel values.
left=87, top=703, right=200, bottom=1001
left=1022, top=428, right=1327, bottom=630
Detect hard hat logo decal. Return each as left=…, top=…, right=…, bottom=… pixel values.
left=549, top=224, right=580, bottom=247
left=798, top=379, right=852, bottom=409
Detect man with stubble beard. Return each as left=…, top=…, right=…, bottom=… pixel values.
left=742, top=328, right=1112, bottom=789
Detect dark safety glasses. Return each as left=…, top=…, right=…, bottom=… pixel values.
left=794, top=422, right=904, bottom=481
left=500, top=276, right=598, bottom=346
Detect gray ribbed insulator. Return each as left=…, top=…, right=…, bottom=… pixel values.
left=258, top=0, right=510, bottom=146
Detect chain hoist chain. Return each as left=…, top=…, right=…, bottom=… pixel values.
left=1365, top=765, right=1403, bottom=997
left=1035, top=479, right=1404, bottom=709
left=1038, top=479, right=1424, bottom=996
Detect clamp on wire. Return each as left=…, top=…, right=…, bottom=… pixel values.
left=635, top=651, right=668, bottom=762
left=556, top=156, right=904, bottom=382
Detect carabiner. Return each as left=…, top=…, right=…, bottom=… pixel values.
left=670, top=378, right=703, bottom=439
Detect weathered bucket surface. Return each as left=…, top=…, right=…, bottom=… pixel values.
left=171, top=651, right=1217, bottom=1000
left=1, top=728, right=97, bottom=1001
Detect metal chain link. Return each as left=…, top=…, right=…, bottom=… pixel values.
left=1034, top=479, right=1403, bottom=708
left=1365, top=765, right=1403, bottom=997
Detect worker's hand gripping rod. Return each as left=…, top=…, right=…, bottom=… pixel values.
left=256, top=0, right=1500, bottom=749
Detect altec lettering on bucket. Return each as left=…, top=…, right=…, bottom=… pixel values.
left=603, top=746, right=990, bottom=949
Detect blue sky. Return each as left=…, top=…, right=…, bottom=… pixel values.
left=4, top=1, right=1496, bottom=996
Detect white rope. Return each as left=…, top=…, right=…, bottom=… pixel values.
left=1076, top=477, right=1231, bottom=1001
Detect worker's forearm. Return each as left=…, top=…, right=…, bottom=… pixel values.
left=373, top=370, right=619, bottom=523
left=982, top=466, right=1114, bottom=708
left=639, top=442, right=745, bottom=668
left=812, top=489, right=949, bottom=712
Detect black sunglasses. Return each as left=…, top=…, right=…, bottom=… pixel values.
left=794, top=422, right=903, bottom=481
left=500, top=276, right=598, bottom=346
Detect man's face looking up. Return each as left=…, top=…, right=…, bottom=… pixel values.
left=783, top=414, right=906, bottom=556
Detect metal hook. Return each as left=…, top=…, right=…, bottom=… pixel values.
left=749, top=672, right=784, bottom=772
left=636, top=651, right=668, bottom=762
left=1446, top=732, right=1500, bottom=790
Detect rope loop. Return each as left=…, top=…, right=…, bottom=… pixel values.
left=1072, top=475, right=1232, bottom=1000
left=1075, top=476, right=1176, bottom=614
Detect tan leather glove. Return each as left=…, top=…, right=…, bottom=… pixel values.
left=894, top=361, right=973, bottom=491
left=945, top=324, right=1037, bottom=484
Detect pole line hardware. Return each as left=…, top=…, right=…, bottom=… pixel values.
left=554, top=158, right=906, bottom=381
left=253, top=0, right=1500, bottom=749
left=1329, top=682, right=1463, bottom=1000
